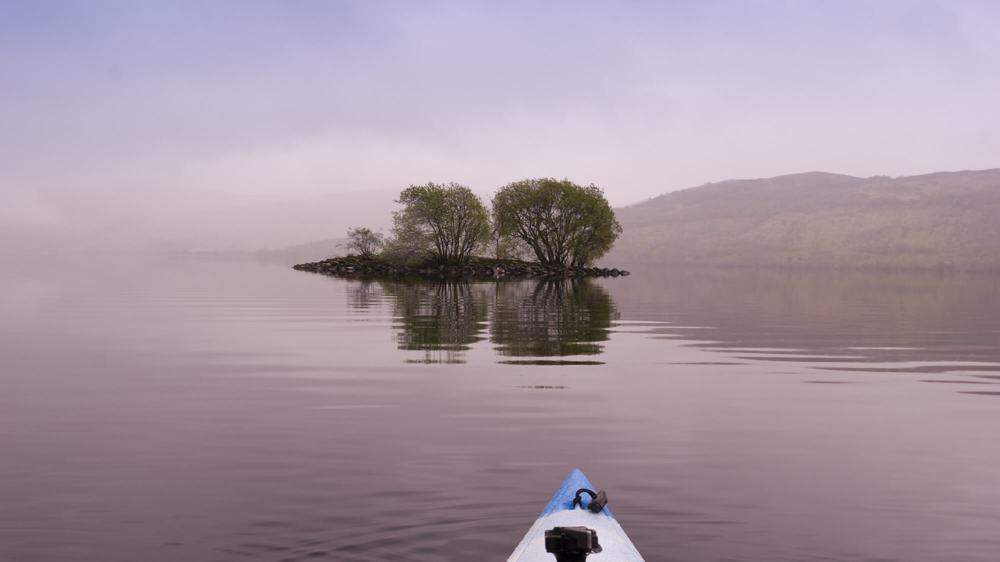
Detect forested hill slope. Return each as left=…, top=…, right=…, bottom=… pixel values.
left=606, top=169, right=1000, bottom=270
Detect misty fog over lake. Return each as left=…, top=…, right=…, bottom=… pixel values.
left=6, top=2, right=1000, bottom=561
left=3, top=259, right=1000, bottom=561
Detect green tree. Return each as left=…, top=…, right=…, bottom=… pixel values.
left=390, top=182, right=491, bottom=265
left=493, top=178, right=622, bottom=267
left=344, top=226, right=384, bottom=257
left=487, top=226, right=530, bottom=261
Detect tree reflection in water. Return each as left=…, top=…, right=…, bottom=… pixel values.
left=362, top=279, right=618, bottom=364
left=345, top=280, right=384, bottom=310
left=379, top=281, right=489, bottom=364
left=490, top=280, right=618, bottom=362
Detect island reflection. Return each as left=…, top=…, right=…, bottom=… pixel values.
left=490, top=280, right=617, bottom=363
left=352, top=279, right=618, bottom=364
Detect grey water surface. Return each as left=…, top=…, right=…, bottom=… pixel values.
left=2, top=260, right=1000, bottom=562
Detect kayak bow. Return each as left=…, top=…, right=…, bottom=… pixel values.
left=508, top=469, right=644, bottom=561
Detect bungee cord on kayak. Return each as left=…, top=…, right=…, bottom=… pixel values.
left=571, top=488, right=608, bottom=514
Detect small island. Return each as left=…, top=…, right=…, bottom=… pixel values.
left=294, top=178, right=629, bottom=280
left=293, top=255, right=628, bottom=279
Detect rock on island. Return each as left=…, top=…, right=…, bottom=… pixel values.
left=293, top=256, right=629, bottom=280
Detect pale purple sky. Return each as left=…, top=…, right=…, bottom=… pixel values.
left=3, top=0, right=1000, bottom=214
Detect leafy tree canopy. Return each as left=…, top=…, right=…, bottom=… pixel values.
left=345, top=226, right=384, bottom=257
left=390, top=182, right=490, bottom=265
left=493, top=178, right=622, bottom=267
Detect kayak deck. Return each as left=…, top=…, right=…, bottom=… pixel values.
left=508, top=469, right=644, bottom=561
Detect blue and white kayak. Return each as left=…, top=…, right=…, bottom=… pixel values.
left=508, top=469, right=645, bottom=561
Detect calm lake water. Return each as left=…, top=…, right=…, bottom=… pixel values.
left=2, top=259, right=1000, bottom=561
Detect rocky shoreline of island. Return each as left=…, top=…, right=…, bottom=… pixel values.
left=292, top=255, right=629, bottom=280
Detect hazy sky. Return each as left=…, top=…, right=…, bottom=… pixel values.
left=3, top=0, right=1000, bottom=212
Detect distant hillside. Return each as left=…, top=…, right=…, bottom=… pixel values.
left=605, top=169, right=1000, bottom=271
left=121, top=189, right=396, bottom=253
left=251, top=237, right=349, bottom=265
left=0, top=187, right=396, bottom=259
